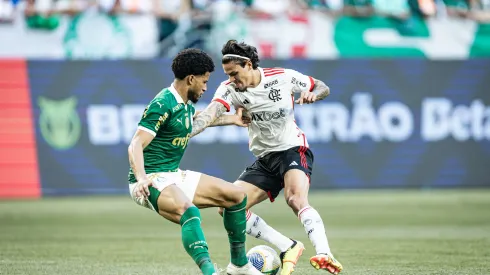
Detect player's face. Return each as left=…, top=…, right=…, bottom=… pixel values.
left=223, top=61, right=253, bottom=92
left=188, top=72, right=210, bottom=103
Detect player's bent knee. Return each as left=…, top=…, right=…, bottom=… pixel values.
left=175, top=201, right=195, bottom=218
left=223, top=185, right=246, bottom=208
left=286, top=194, right=308, bottom=213
left=159, top=200, right=194, bottom=223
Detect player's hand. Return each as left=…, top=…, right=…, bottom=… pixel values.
left=234, top=107, right=251, bottom=127
left=295, top=91, right=317, bottom=105
left=134, top=177, right=153, bottom=199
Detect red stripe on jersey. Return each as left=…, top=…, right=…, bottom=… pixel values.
left=263, top=68, right=284, bottom=72
left=302, top=133, right=309, bottom=148
left=264, top=71, right=284, bottom=77
left=308, top=76, right=315, bottom=92
left=291, top=95, right=295, bottom=110
left=225, top=81, right=231, bottom=85
left=263, top=67, right=284, bottom=71
left=264, top=70, right=284, bottom=75
left=212, top=98, right=230, bottom=112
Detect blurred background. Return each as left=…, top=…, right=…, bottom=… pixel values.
left=1, top=0, right=490, bottom=59
left=0, top=1, right=489, bottom=274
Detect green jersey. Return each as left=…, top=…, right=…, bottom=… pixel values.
left=128, top=85, right=195, bottom=183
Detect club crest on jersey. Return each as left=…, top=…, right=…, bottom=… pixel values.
left=264, top=79, right=278, bottom=89
left=268, top=88, right=282, bottom=102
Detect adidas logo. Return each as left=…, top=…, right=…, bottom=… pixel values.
left=289, top=161, right=298, bottom=166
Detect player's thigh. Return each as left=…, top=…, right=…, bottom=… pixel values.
left=281, top=146, right=314, bottom=200
left=191, top=173, right=246, bottom=209
left=156, top=184, right=194, bottom=224
left=283, top=170, right=310, bottom=199
left=128, top=173, right=194, bottom=224
left=234, top=180, right=269, bottom=209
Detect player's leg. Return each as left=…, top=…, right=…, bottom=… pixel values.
left=180, top=171, right=262, bottom=274
left=156, top=184, right=217, bottom=275
left=282, top=146, right=342, bottom=274
left=220, top=164, right=299, bottom=249
left=237, top=180, right=306, bottom=275
left=216, top=160, right=304, bottom=275
left=217, top=180, right=297, bottom=251
left=129, top=176, right=216, bottom=275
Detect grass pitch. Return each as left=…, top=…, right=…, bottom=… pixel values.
left=1, top=190, right=489, bottom=275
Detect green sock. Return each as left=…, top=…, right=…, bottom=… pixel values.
left=223, top=195, right=248, bottom=267
left=180, top=206, right=216, bottom=275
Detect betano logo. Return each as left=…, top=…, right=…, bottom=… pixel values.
left=38, top=96, right=81, bottom=150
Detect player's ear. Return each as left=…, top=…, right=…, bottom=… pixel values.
left=187, top=75, right=195, bottom=85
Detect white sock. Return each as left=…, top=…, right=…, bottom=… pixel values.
left=246, top=210, right=294, bottom=252
left=298, top=206, right=332, bottom=255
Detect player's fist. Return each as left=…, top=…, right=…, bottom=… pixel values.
left=234, top=107, right=251, bottom=127
left=295, top=91, right=317, bottom=105
left=134, top=178, right=153, bottom=199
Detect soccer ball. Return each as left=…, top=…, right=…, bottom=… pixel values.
left=246, top=245, right=281, bottom=275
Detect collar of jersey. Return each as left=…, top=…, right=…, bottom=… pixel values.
left=246, top=67, right=266, bottom=92
left=169, top=84, right=185, bottom=104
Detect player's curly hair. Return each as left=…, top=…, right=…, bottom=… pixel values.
left=172, top=48, right=215, bottom=80
left=221, top=40, right=260, bottom=69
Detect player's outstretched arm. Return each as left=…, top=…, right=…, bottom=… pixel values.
left=192, top=102, right=249, bottom=137
left=191, top=101, right=228, bottom=137
left=296, top=78, right=330, bottom=105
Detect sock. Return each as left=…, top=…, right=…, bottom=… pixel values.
left=298, top=206, right=332, bottom=255
left=246, top=210, right=295, bottom=252
left=180, top=206, right=216, bottom=275
left=223, top=195, right=248, bottom=267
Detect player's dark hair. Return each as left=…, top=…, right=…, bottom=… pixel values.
left=221, top=40, right=260, bottom=69
left=172, top=48, right=215, bottom=80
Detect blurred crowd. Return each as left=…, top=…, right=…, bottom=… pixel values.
left=1, top=0, right=489, bottom=57
left=2, top=0, right=490, bottom=27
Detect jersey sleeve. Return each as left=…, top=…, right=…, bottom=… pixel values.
left=285, top=69, right=315, bottom=93
left=212, top=83, right=234, bottom=112
left=138, top=99, right=170, bottom=136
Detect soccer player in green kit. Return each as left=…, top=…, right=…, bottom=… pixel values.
left=127, top=49, right=262, bottom=275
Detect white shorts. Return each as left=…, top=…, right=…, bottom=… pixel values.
left=128, top=169, right=201, bottom=212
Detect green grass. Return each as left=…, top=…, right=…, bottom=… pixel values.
left=1, top=190, right=490, bottom=275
